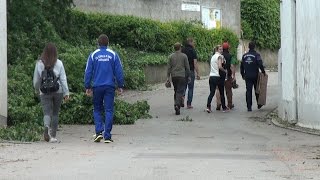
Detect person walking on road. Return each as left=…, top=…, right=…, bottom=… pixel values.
left=84, top=34, right=125, bottom=143
left=240, top=41, right=266, bottom=112
left=181, top=38, right=200, bottom=109
left=216, top=42, right=235, bottom=110
left=167, top=42, right=191, bottom=115
left=206, top=45, right=229, bottom=113
left=33, top=43, right=70, bottom=143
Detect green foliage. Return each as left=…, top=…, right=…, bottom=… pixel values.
left=59, top=94, right=151, bottom=125
left=114, top=100, right=152, bottom=125
left=211, top=28, right=240, bottom=58
left=60, top=11, right=239, bottom=61
left=0, top=121, right=43, bottom=142
left=241, top=0, right=280, bottom=49
left=59, top=45, right=94, bottom=92
left=241, top=20, right=254, bottom=40
left=7, top=0, right=62, bottom=64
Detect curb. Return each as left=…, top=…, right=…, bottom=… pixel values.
left=264, top=107, right=320, bottom=136
left=271, top=117, right=320, bottom=136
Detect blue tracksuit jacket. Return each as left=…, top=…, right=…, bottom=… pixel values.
left=84, top=46, right=124, bottom=89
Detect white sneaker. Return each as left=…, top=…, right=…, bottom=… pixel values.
left=49, top=137, right=58, bottom=143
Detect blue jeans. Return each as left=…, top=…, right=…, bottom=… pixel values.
left=93, top=85, right=115, bottom=139
left=185, top=71, right=195, bottom=105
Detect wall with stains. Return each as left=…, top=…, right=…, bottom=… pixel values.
left=279, top=0, right=320, bottom=129
left=279, top=0, right=297, bottom=124
left=0, top=0, right=7, bottom=127
left=73, top=0, right=241, bottom=37
left=295, top=0, right=320, bottom=129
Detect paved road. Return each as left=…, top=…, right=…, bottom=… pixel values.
left=1, top=72, right=320, bottom=180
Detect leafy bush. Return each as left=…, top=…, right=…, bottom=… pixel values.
left=60, top=11, right=239, bottom=61
left=0, top=121, right=43, bottom=142
left=241, top=0, right=280, bottom=49
left=59, top=94, right=151, bottom=125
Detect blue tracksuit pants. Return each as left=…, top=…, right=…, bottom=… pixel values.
left=93, top=85, right=115, bottom=139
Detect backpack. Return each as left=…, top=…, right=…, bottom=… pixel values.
left=40, top=66, right=60, bottom=93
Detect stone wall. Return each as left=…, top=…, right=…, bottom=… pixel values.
left=73, top=0, right=241, bottom=36
left=145, top=62, right=209, bottom=84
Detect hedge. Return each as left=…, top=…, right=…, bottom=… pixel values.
left=58, top=10, right=239, bottom=61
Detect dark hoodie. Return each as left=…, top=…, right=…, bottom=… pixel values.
left=222, top=49, right=232, bottom=79
left=182, top=44, right=197, bottom=72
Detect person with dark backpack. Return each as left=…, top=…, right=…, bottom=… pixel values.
left=33, top=43, right=70, bottom=143
left=40, top=66, right=60, bottom=94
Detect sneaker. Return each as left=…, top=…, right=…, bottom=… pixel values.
left=247, top=108, right=252, bottom=112
left=44, top=127, right=50, bottom=142
left=229, top=104, right=235, bottom=109
left=258, top=104, right=263, bottom=109
left=187, top=105, right=193, bottom=109
left=206, top=107, right=212, bottom=113
left=216, top=105, right=221, bottom=111
left=93, top=131, right=105, bottom=138
left=222, top=108, right=230, bottom=113
left=175, top=105, right=180, bottom=115
left=104, top=139, right=114, bottom=143
left=49, top=137, right=58, bottom=143
left=94, top=133, right=103, bottom=142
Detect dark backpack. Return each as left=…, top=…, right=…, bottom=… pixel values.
left=40, top=66, right=60, bottom=93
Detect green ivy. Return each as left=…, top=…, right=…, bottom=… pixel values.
left=241, top=0, right=280, bottom=49
left=0, top=121, right=43, bottom=142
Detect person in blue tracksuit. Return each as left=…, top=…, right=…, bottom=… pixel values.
left=84, top=34, right=124, bottom=143
left=240, top=41, right=266, bottom=112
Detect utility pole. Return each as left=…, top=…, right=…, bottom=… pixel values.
left=0, top=0, right=7, bottom=127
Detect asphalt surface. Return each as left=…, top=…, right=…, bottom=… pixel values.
left=1, top=72, right=320, bottom=180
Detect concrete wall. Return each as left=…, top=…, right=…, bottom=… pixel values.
left=279, top=0, right=297, bottom=124
left=0, top=0, right=7, bottom=127
left=145, top=62, right=209, bottom=84
left=295, top=0, right=320, bottom=129
left=279, top=0, right=320, bottom=129
left=258, top=48, right=278, bottom=68
left=73, top=0, right=241, bottom=37
left=242, top=40, right=278, bottom=68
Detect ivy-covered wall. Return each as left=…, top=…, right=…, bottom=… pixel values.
left=241, top=0, right=280, bottom=50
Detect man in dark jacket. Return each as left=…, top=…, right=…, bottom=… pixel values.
left=240, top=41, right=266, bottom=111
left=181, top=38, right=200, bottom=109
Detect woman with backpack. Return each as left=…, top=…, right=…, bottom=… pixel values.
left=33, top=43, right=70, bottom=143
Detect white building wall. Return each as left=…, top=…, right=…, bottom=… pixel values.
left=279, top=0, right=297, bottom=123
left=0, top=0, right=7, bottom=127
left=295, top=0, right=320, bottom=129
